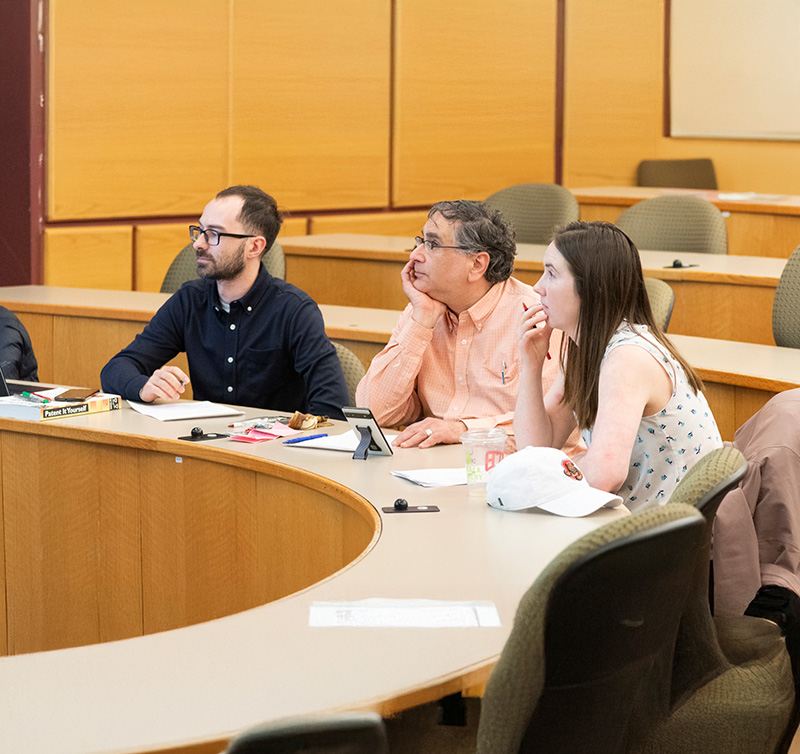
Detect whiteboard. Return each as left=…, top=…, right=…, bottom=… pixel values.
left=670, top=0, right=800, bottom=141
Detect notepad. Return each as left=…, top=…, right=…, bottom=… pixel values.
left=127, top=400, right=244, bottom=421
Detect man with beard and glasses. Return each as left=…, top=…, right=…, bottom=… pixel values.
left=101, top=185, right=348, bottom=418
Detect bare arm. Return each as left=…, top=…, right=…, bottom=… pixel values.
left=577, top=345, right=673, bottom=493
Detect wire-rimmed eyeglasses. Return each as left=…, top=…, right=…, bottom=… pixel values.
left=414, top=235, right=471, bottom=253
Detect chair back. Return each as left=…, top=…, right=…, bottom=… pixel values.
left=644, top=277, right=675, bottom=331
left=772, top=245, right=800, bottom=348
left=653, top=451, right=795, bottom=753
left=160, top=241, right=285, bottom=294
left=224, top=711, right=388, bottom=754
left=668, top=445, right=747, bottom=527
left=477, top=504, right=705, bottom=754
left=616, top=195, right=727, bottom=255
left=637, top=158, right=718, bottom=190
left=485, top=183, right=579, bottom=244
left=333, top=342, right=366, bottom=406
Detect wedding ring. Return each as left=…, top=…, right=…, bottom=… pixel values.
left=425, top=428, right=433, bottom=437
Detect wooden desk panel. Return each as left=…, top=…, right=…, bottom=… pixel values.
left=1, top=421, right=378, bottom=655
left=281, top=234, right=784, bottom=346
left=573, top=187, right=800, bottom=259
left=3, top=434, right=142, bottom=654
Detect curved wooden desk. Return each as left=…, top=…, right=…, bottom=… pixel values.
left=279, top=234, right=785, bottom=345
left=0, top=407, right=626, bottom=754
left=2, top=285, right=800, bottom=441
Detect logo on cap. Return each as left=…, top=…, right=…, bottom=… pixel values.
left=561, top=459, right=583, bottom=481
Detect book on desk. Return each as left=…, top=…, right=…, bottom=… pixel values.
left=0, top=391, right=121, bottom=421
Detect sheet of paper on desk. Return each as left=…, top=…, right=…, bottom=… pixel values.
left=391, top=468, right=468, bottom=487
left=287, top=428, right=398, bottom=452
left=127, top=400, right=244, bottom=421
left=309, top=599, right=501, bottom=628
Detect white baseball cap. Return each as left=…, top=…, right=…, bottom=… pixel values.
left=486, top=446, right=624, bottom=517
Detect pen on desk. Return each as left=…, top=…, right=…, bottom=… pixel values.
left=283, top=433, right=328, bottom=445
left=22, top=391, right=50, bottom=403
left=522, top=303, right=551, bottom=360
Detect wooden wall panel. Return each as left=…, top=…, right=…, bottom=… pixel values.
left=393, top=0, right=557, bottom=207
left=310, top=211, right=429, bottom=237
left=43, top=226, right=133, bottom=289
left=562, top=0, right=662, bottom=188
left=47, top=0, right=228, bottom=220
left=3, top=435, right=141, bottom=654
left=135, top=218, right=308, bottom=293
left=563, top=0, right=800, bottom=195
left=230, top=0, right=391, bottom=211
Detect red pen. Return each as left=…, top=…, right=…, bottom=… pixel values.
left=522, top=302, right=551, bottom=359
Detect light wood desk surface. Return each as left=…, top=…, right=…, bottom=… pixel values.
left=1, top=285, right=799, bottom=441
left=0, top=406, right=626, bottom=754
left=572, top=186, right=800, bottom=259
left=281, top=234, right=785, bottom=345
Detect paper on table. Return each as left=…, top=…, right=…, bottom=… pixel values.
left=391, top=468, right=467, bottom=487
left=127, top=400, right=244, bottom=421
left=285, top=428, right=397, bottom=452
left=309, top=598, right=501, bottom=628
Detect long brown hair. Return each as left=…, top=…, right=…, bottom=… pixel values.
left=552, top=221, right=703, bottom=429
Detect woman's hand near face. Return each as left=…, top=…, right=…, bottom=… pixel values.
left=518, top=303, right=552, bottom=371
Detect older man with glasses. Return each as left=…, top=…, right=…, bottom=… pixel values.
left=101, top=185, right=348, bottom=418
left=356, top=199, right=563, bottom=448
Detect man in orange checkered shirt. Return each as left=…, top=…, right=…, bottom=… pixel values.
left=356, top=200, right=561, bottom=449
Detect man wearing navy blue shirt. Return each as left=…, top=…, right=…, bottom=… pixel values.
left=101, top=185, right=348, bottom=419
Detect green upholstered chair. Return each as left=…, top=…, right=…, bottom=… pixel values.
left=224, top=711, right=389, bottom=754
left=637, top=159, right=718, bottom=191
left=644, top=277, right=675, bottom=331
left=645, top=447, right=797, bottom=754
left=332, top=341, right=366, bottom=406
left=772, top=245, right=800, bottom=349
left=160, top=241, right=285, bottom=294
left=476, top=504, right=706, bottom=754
left=484, top=183, right=579, bottom=244
left=616, top=195, right=728, bottom=255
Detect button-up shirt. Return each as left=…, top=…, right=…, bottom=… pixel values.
left=355, top=277, right=560, bottom=433
left=101, top=267, right=348, bottom=418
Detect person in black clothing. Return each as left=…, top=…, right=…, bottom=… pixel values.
left=0, top=306, right=38, bottom=381
left=101, top=186, right=348, bottom=419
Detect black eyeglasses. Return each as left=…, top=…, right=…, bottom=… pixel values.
left=414, top=235, right=471, bottom=253
left=189, top=225, right=256, bottom=246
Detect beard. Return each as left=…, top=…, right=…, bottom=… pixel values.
left=196, top=240, right=247, bottom=281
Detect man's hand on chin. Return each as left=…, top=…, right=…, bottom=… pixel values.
left=392, top=418, right=468, bottom=448
left=401, top=260, right=445, bottom=329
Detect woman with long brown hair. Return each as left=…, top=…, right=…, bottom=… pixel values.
left=514, top=221, right=722, bottom=510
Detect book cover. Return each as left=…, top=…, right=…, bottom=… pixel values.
left=0, top=393, right=121, bottom=422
